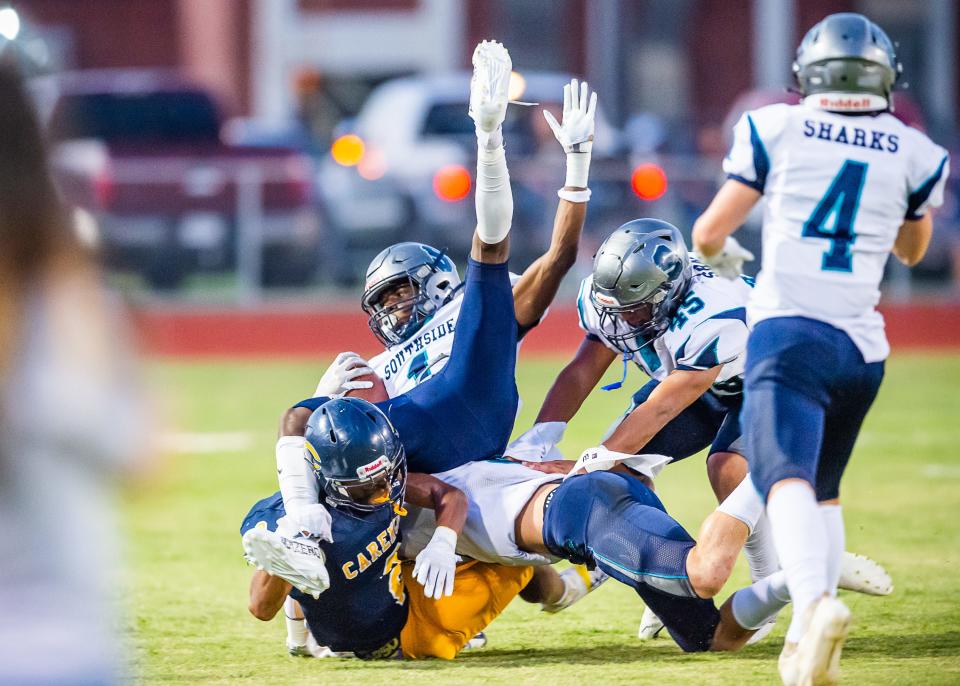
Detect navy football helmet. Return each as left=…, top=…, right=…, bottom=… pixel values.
left=590, top=219, right=692, bottom=353
left=361, top=242, right=462, bottom=346
left=304, top=398, right=406, bottom=514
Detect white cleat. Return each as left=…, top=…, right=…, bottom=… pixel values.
left=637, top=605, right=665, bottom=640
left=541, top=565, right=609, bottom=613
left=746, top=618, right=778, bottom=646
left=242, top=527, right=330, bottom=599
left=838, top=551, right=893, bottom=596
left=779, top=597, right=851, bottom=686
left=469, top=39, right=512, bottom=134
left=463, top=632, right=488, bottom=650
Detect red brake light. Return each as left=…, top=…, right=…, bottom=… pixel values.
left=432, top=165, right=471, bottom=202
left=631, top=163, right=668, bottom=201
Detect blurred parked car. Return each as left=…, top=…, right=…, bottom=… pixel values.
left=318, top=71, right=637, bottom=279
left=33, top=69, right=321, bottom=289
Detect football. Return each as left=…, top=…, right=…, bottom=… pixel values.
left=345, top=370, right=389, bottom=403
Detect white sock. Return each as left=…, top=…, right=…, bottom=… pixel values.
left=767, top=481, right=829, bottom=643
left=284, top=596, right=308, bottom=647
left=475, top=142, right=512, bottom=244
left=820, top=504, right=845, bottom=596
left=716, top=474, right=765, bottom=531
left=744, top=512, right=781, bottom=582
left=731, top=570, right=791, bottom=629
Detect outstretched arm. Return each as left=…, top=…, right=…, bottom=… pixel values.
left=602, top=365, right=722, bottom=453
left=405, top=472, right=468, bottom=599
left=512, top=79, right=597, bottom=330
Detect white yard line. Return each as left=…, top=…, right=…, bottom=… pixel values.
left=921, top=463, right=960, bottom=479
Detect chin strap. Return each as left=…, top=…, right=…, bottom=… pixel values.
left=601, top=353, right=631, bottom=391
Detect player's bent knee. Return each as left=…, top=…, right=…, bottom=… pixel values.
left=248, top=597, right=279, bottom=622
left=687, top=547, right=736, bottom=599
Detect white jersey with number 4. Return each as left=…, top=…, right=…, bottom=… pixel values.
left=576, top=261, right=753, bottom=396
left=725, top=103, right=950, bottom=362
left=369, top=273, right=523, bottom=397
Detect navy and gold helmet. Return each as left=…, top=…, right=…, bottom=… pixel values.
left=361, top=242, right=462, bottom=346
left=304, top=398, right=406, bottom=514
left=590, top=219, right=692, bottom=353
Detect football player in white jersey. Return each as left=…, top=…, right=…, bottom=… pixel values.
left=274, top=45, right=606, bottom=653
left=692, top=13, right=949, bottom=685
left=519, top=220, right=891, bottom=640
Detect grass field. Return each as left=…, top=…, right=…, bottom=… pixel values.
left=126, top=354, right=960, bottom=685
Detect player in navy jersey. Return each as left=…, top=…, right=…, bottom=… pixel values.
left=243, top=398, right=530, bottom=659
left=693, top=13, right=948, bottom=685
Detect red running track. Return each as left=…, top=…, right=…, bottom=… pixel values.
left=133, top=303, right=960, bottom=358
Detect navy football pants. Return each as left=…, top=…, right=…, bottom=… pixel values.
left=542, top=472, right=721, bottom=652
left=296, top=258, right=520, bottom=474
left=742, top=317, right=884, bottom=501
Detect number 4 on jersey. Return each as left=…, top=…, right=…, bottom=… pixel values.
left=802, top=160, right=868, bottom=272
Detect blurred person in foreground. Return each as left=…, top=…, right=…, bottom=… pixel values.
left=0, top=62, right=148, bottom=685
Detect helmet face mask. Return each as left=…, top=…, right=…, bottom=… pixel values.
left=363, top=277, right=425, bottom=346
left=362, top=243, right=462, bottom=347
left=590, top=219, right=691, bottom=354
left=323, top=455, right=407, bottom=514
left=305, top=398, right=407, bottom=515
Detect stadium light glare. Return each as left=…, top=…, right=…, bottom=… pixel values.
left=433, top=164, right=471, bottom=202
left=0, top=7, right=20, bottom=40
left=631, top=163, right=668, bottom=201
left=330, top=134, right=365, bottom=167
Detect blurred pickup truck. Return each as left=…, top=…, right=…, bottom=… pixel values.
left=33, top=70, right=321, bottom=289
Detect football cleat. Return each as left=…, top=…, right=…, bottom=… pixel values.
left=838, top=552, right=893, bottom=596
left=242, top=527, right=330, bottom=599
left=779, top=597, right=851, bottom=686
left=542, top=565, right=609, bottom=613
left=463, top=632, right=488, bottom=650
left=637, top=605, right=665, bottom=640
left=469, top=40, right=511, bottom=134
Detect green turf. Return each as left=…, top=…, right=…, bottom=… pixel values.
left=126, top=354, right=960, bottom=684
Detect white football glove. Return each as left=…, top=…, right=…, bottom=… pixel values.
left=314, top=352, right=374, bottom=398
left=504, top=422, right=567, bottom=463
left=566, top=445, right=672, bottom=481
left=469, top=40, right=512, bottom=138
left=413, top=526, right=458, bottom=600
left=287, top=502, right=334, bottom=543
left=543, top=79, right=597, bottom=189
left=696, top=236, right=755, bottom=279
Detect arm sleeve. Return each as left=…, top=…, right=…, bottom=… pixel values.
left=675, top=318, right=749, bottom=371
left=905, top=144, right=950, bottom=220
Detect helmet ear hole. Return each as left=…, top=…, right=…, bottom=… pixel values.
left=329, top=429, right=337, bottom=443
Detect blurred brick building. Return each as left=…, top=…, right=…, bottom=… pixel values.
left=13, top=0, right=958, bottom=140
